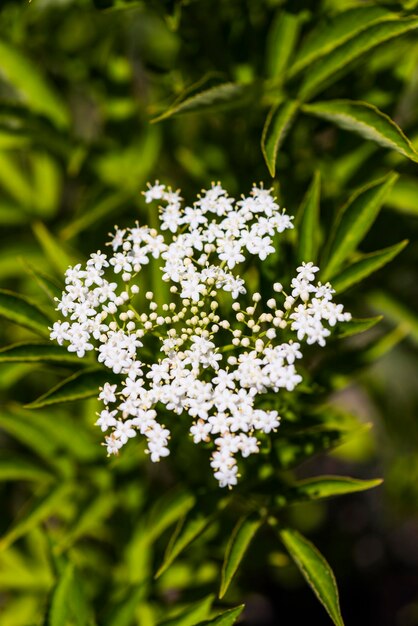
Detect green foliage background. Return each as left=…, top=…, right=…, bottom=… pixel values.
left=1, top=1, right=418, bottom=624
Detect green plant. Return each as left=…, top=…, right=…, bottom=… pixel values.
left=1, top=1, right=418, bottom=624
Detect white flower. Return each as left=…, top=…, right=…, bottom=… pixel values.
left=49, top=321, right=70, bottom=345
left=50, top=181, right=350, bottom=488
left=96, top=409, right=118, bottom=432
left=143, top=181, right=166, bottom=203
left=114, top=420, right=136, bottom=444
left=218, top=240, right=245, bottom=269
left=246, top=235, right=275, bottom=260
left=296, top=262, right=319, bottom=282
left=99, top=383, right=118, bottom=404
left=214, top=464, right=239, bottom=488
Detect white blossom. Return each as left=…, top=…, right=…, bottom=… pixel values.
left=50, top=181, right=351, bottom=488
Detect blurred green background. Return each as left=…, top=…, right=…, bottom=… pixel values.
left=1, top=1, right=418, bottom=625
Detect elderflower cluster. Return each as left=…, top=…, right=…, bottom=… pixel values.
left=50, top=182, right=351, bottom=488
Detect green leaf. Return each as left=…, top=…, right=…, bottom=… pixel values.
left=288, top=6, right=392, bottom=77
left=0, top=40, right=69, bottom=128
left=105, top=587, right=146, bottom=626
left=0, top=483, right=72, bottom=551
left=335, top=316, right=382, bottom=338
left=94, top=129, right=161, bottom=191
left=156, top=511, right=215, bottom=578
left=363, top=324, right=410, bottom=363
left=332, top=240, right=408, bottom=293
left=152, top=83, right=256, bottom=122
left=22, top=262, right=63, bottom=302
left=299, top=17, right=418, bottom=99
left=146, top=489, right=196, bottom=545
left=296, top=171, right=321, bottom=264
left=0, top=411, right=60, bottom=462
left=387, top=176, right=418, bottom=216
left=49, top=563, right=75, bottom=626
left=25, top=369, right=116, bottom=409
left=0, top=457, right=53, bottom=483
left=31, top=152, right=62, bottom=218
left=219, top=516, right=262, bottom=599
left=0, top=129, right=29, bottom=149
left=266, top=11, right=302, bottom=79
left=279, top=528, right=344, bottom=626
left=0, top=288, right=51, bottom=337
left=275, top=423, right=371, bottom=470
left=321, top=172, right=398, bottom=281
left=0, top=342, right=82, bottom=364
left=49, top=562, right=91, bottom=626
left=197, top=605, right=245, bottom=626
left=261, top=100, right=299, bottom=177
left=0, top=202, right=29, bottom=226
left=158, top=595, right=214, bottom=626
left=32, top=222, right=73, bottom=276
left=0, top=406, right=99, bottom=465
left=367, top=291, right=418, bottom=345
left=60, top=191, right=130, bottom=240
left=302, top=100, right=418, bottom=163
left=0, top=151, right=33, bottom=207
left=279, top=476, right=382, bottom=506
left=57, top=493, right=117, bottom=552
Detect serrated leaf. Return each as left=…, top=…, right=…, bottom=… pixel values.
left=279, top=476, right=382, bottom=506
left=152, top=83, right=256, bottom=122
left=299, top=17, right=418, bottom=99
left=261, top=99, right=299, bottom=177
left=197, top=605, right=245, bottom=626
left=296, top=171, right=321, bottom=264
left=0, top=342, right=82, bottom=364
left=0, top=288, right=51, bottom=337
left=302, top=100, right=418, bottom=163
left=321, top=173, right=398, bottom=281
left=335, top=316, right=382, bottom=338
left=0, top=483, right=72, bottom=551
left=279, top=528, right=344, bottom=626
left=288, top=6, right=392, bottom=77
left=0, top=40, right=69, bottom=128
left=158, top=595, right=214, bottom=626
left=219, top=516, right=262, bottom=599
left=332, top=240, right=408, bottom=293
left=266, top=11, right=302, bottom=79
left=25, top=368, right=116, bottom=408
left=156, top=511, right=215, bottom=578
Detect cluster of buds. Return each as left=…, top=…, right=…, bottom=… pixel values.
left=50, top=182, right=351, bottom=487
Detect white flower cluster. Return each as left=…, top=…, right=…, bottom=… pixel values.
left=50, top=182, right=351, bottom=488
